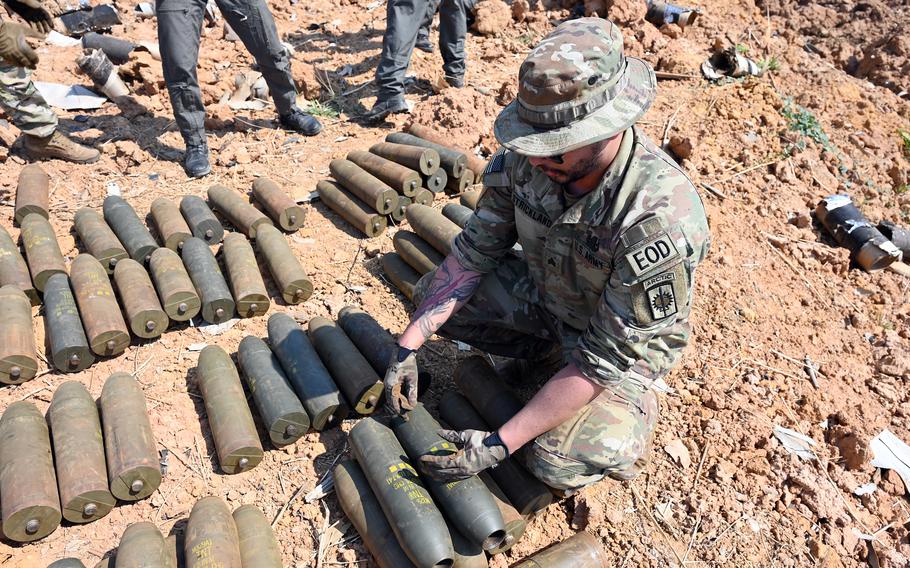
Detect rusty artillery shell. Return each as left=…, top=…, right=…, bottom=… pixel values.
left=48, top=381, right=115, bottom=523
left=149, top=247, right=200, bottom=322
left=251, top=177, right=305, bottom=232
left=70, top=254, right=130, bottom=356
left=48, top=559, right=86, bottom=568
left=117, top=522, right=174, bottom=568
left=422, top=167, right=448, bottom=193
left=113, top=259, right=168, bottom=338
left=197, top=345, right=264, bottom=474
left=74, top=208, right=128, bottom=274
left=460, top=190, right=481, bottom=210
left=407, top=124, right=487, bottom=178
left=380, top=252, right=420, bottom=301
left=267, top=313, right=341, bottom=431
left=406, top=204, right=462, bottom=256
left=222, top=233, right=269, bottom=318
left=442, top=204, right=474, bottom=229
left=394, top=230, right=444, bottom=275
left=256, top=224, right=312, bottom=304
left=207, top=184, right=273, bottom=239
left=369, top=141, right=440, bottom=176
left=150, top=197, right=192, bottom=251
left=348, top=149, right=421, bottom=197
left=0, top=225, right=38, bottom=304
left=0, top=401, right=61, bottom=542
left=103, top=196, right=157, bottom=264
left=181, top=237, right=235, bottom=323
left=44, top=274, right=93, bottom=373
left=180, top=195, right=224, bottom=244
left=387, top=132, right=466, bottom=179
left=414, top=187, right=435, bottom=206
left=390, top=195, right=411, bottom=224
left=479, top=471, right=526, bottom=555
left=329, top=159, right=398, bottom=215
left=185, top=497, right=241, bottom=568
left=234, top=504, right=282, bottom=568
left=316, top=180, right=387, bottom=238
left=238, top=335, right=309, bottom=446
left=21, top=212, right=66, bottom=292
left=307, top=317, right=383, bottom=415
left=449, top=521, right=489, bottom=568
left=0, top=285, right=37, bottom=384
left=446, top=170, right=475, bottom=195
left=513, top=531, right=608, bottom=567
left=15, top=164, right=49, bottom=224
left=100, top=372, right=161, bottom=501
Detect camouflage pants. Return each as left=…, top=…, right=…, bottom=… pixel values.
left=415, top=258, right=659, bottom=491
left=0, top=64, right=57, bottom=138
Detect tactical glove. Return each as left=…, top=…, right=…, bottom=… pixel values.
left=3, top=0, right=53, bottom=34
left=419, top=429, right=509, bottom=481
left=0, top=21, right=41, bottom=68
left=383, top=347, right=418, bottom=415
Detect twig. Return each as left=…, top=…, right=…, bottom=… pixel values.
left=272, top=483, right=307, bottom=528
left=769, top=349, right=829, bottom=379
left=763, top=240, right=825, bottom=303
left=682, top=514, right=702, bottom=564
left=630, top=485, right=684, bottom=564
left=692, top=440, right=710, bottom=491
left=18, top=386, right=48, bottom=401
left=803, top=356, right=820, bottom=388
left=703, top=513, right=746, bottom=549
left=747, top=359, right=806, bottom=383
left=700, top=182, right=727, bottom=200
left=713, top=157, right=784, bottom=185
left=662, top=105, right=682, bottom=148
left=656, top=71, right=701, bottom=80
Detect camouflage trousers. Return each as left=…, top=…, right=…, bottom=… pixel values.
left=0, top=64, right=57, bottom=138
left=415, top=258, right=659, bottom=491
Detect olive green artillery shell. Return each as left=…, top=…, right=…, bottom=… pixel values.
left=14, top=163, right=49, bottom=224
left=197, top=345, right=264, bottom=474
left=180, top=195, right=224, bottom=244
left=113, top=258, right=169, bottom=338
left=393, top=230, right=444, bottom=275
left=405, top=204, right=462, bottom=256
left=47, top=558, right=87, bottom=568
left=181, top=237, right=235, bottom=324
left=238, top=335, right=309, bottom=446
left=70, top=254, right=130, bottom=357
left=448, top=521, right=489, bottom=568
left=307, top=316, right=383, bottom=415
left=422, top=167, right=448, bottom=193
left=407, top=123, right=488, bottom=178
left=0, top=401, right=61, bottom=542
left=266, top=312, right=341, bottom=431
left=233, top=504, right=282, bottom=568
left=251, top=177, right=305, bottom=232
left=150, top=197, right=192, bottom=252
left=48, top=381, right=115, bottom=523
left=0, top=225, right=38, bottom=304
left=369, top=142, right=440, bottom=176
left=149, top=247, right=201, bottom=322
left=446, top=170, right=475, bottom=195
left=329, top=159, right=398, bottom=215
left=454, top=357, right=523, bottom=429
left=100, top=372, right=162, bottom=501
left=442, top=203, right=474, bottom=229
left=21, top=212, right=66, bottom=292
left=387, top=132, right=467, bottom=179
left=256, top=224, right=312, bottom=304
left=73, top=208, right=128, bottom=275
left=315, top=180, right=387, bottom=238
left=389, top=195, right=411, bottom=224
left=102, top=196, right=157, bottom=264
left=336, top=305, right=397, bottom=376
left=478, top=471, right=526, bottom=555
left=185, top=497, right=242, bottom=568
left=43, top=274, right=94, bottom=372
left=347, top=149, right=421, bottom=197
left=334, top=460, right=418, bottom=568
left=207, top=184, right=273, bottom=239
left=0, top=285, right=37, bottom=384
left=222, top=232, right=269, bottom=318
left=460, top=190, right=481, bottom=210
left=117, top=521, right=175, bottom=568
left=414, top=187, right=435, bottom=206
left=512, top=531, right=608, bottom=568
left=380, top=252, right=420, bottom=301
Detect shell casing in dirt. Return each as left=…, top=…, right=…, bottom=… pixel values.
left=347, top=149, right=421, bottom=197
left=394, top=230, right=445, bottom=275
left=414, top=187, right=435, bottom=206
left=0, top=401, right=61, bottom=542
left=180, top=195, right=224, bottom=244
left=315, top=180, right=387, bottom=238
left=238, top=335, right=310, bottom=446
left=513, top=531, right=608, bottom=568
left=369, top=141, right=440, bottom=176
left=149, top=247, right=201, bottom=322
left=14, top=163, right=49, bottom=224
left=380, top=252, right=421, bottom=301
left=100, top=372, right=162, bottom=501
left=405, top=204, right=462, bottom=256
left=251, top=177, right=305, bottom=232
left=422, top=167, right=448, bottom=193
left=70, top=254, right=130, bottom=357
left=48, top=559, right=86, bottom=568
left=816, top=194, right=902, bottom=271
left=0, top=225, right=38, bottom=304
left=256, top=224, right=312, bottom=304
left=390, top=195, right=411, bottom=223
left=350, top=418, right=454, bottom=567
left=185, top=497, right=242, bottom=568
left=407, top=123, right=487, bottom=178
left=233, top=504, right=282, bottom=567
left=267, top=313, right=341, bottom=431
left=329, top=159, right=398, bottom=215
left=113, top=258, right=168, bottom=338
left=336, top=305, right=397, bottom=375
left=454, top=357, right=523, bottom=428
left=48, top=381, right=115, bottom=523
left=448, top=521, right=489, bottom=568
left=117, top=521, right=175, bottom=568
left=20, top=212, right=66, bottom=292
left=197, top=345, right=264, bottom=474
left=207, top=184, right=273, bottom=239
left=0, top=285, right=37, bottom=384
left=307, top=316, right=383, bottom=415
left=181, top=237, right=235, bottom=324
left=74, top=208, right=128, bottom=275
left=222, top=232, right=270, bottom=318
left=150, top=197, right=192, bottom=251
left=102, top=195, right=157, bottom=264
left=479, top=471, right=526, bottom=555
left=43, top=274, right=94, bottom=372
left=386, top=132, right=467, bottom=180
left=442, top=203, right=474, bottom=229
left=459, top=190, right=481, bottom=210
left=445, top=169, right=475, bottom=195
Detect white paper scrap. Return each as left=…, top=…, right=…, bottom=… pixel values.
left=870, top=430, right=910, bottom=495
left=773, top=425, right=817, bottom=461
left=35, top=82, right=106, bottom=110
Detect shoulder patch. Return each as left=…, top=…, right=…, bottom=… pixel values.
left=619, top=217, right=680, bottom=278
left=482, top=149, right=511, bottom=187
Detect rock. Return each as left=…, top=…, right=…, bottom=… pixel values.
left=712, top=459, right=736, bottom=483
left=668, top=135, right=694, bottom=160
left=511, top=0, right=528, bottom=22
left=880, top=468, right=906, bottom=496
left=472, top=0, right=511, bottom=36
left=788, top=212, right=811, bottom=229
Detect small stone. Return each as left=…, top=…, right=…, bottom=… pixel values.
left=668, top=135, right=693, bottom=160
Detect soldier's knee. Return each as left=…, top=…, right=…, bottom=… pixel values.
left=522, top=444, right=605, bottom=492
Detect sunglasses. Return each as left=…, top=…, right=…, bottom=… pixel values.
left=542, top=153, right=564, bottom=164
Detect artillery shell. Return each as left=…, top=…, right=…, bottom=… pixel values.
left=150, top=197, right=192, bottom=251
left=446, top=170, right=475, bottom=194
left=349, top=418, right=454, bottom=567
left=347, top=149, right=421, bottom=197
left=70, top=254, right=130, bottom=356
left=308, top=316, right=383, bottom=415
left=393, top=230, right=444, bottom=275
left=316, top=180, right=387, bottom=238
left=816, top=194, right=902, bottom=271
left=513, top=531, right=608, bottom=568
left=100, top=373, right=161, bottom=501
left=113, top=258, right=168, bottom=338
left=406, top=204, right=462, bottom=256
left=267, top=313, right=341, bottom=431
left=48, top=559, right=86, bottom=568
left=389, top=195, right=411, bottom=223
left=21, top=213, right=66, bottom=292
left=74, top=208, right=128, bottom=274
left=380, top=252, right=420, bottom=301
left=479, top=471, right=526, bottom=555
left=197, top=345, right=264, bottom=474
left=222, top=233, right=269, bottom=317
left=387, top=132, right=466, bottom=179
left=207, top=184, right=273, bottom=239
left=149, top=248, right=200, bottom=322
left=180, top=195, right=224, bottom=244
left=256, top=224, right=312, bottom=304
left=238, top=336, right=309, bottom=446
left=15, top=164, right=49, bottom=224
left=117, top=522, right=174, bottom=568
left=449, top=521, right=489, bottom=568
left=181, top=237, right=235, bottom=324
left=369, top=142, right=440, bottom=176
left=251, top=177, right=305, bottom=231
left=336, top=305, right=397, bottom=375
left=233, top=504, right=282, bottom=568
left=0, top=401, right=61, bottom=542
left=185, top=497, right=241, bottom=568
left=43, top=274, right=93, bottom=372
left=0, top=225, right=37, bottom=304
left=454, top=356, right=523, bottom=428
left=460, top=190, right=481, bottom=210
left=0, top=285, right=37, bottom=384
left=48, top=381, right=115, bottom=523
left=422, top=167, right=448, bottom=193
left=442, top=203, right=474, bottom=229
left=407, top=124, right=487, bottom=178
left=329, top=159, right=398, bottom=215
left=103, top=196, right=157, bottom=264
left=414, top=187, right=435, bottom=206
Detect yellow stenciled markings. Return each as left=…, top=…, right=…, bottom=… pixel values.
left=385, top=462, right=432, bottom=505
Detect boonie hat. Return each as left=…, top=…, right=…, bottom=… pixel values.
left=494, top=18, right=656, bottom=157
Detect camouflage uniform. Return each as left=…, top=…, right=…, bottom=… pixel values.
left=0, top=64, right=57, bottom=137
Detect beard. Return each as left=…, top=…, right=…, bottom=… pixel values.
left=535, top=140, right=610, bottom=185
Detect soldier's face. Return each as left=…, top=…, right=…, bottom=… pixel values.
left=528, top=134, right=621, bottom=185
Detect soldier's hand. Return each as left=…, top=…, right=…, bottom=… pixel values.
left=419, top=429, right=509, bottom=482
left=3, top=0, right=53, bottom=34
left=0, top=22, right=42, bottom=68
left=383, top=348, right=418, bottom=415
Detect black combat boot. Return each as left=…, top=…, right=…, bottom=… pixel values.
left=183, top=142, right=211, bottom=178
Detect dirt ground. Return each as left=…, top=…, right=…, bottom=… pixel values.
left=0, top=0, right=908, bottom=565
